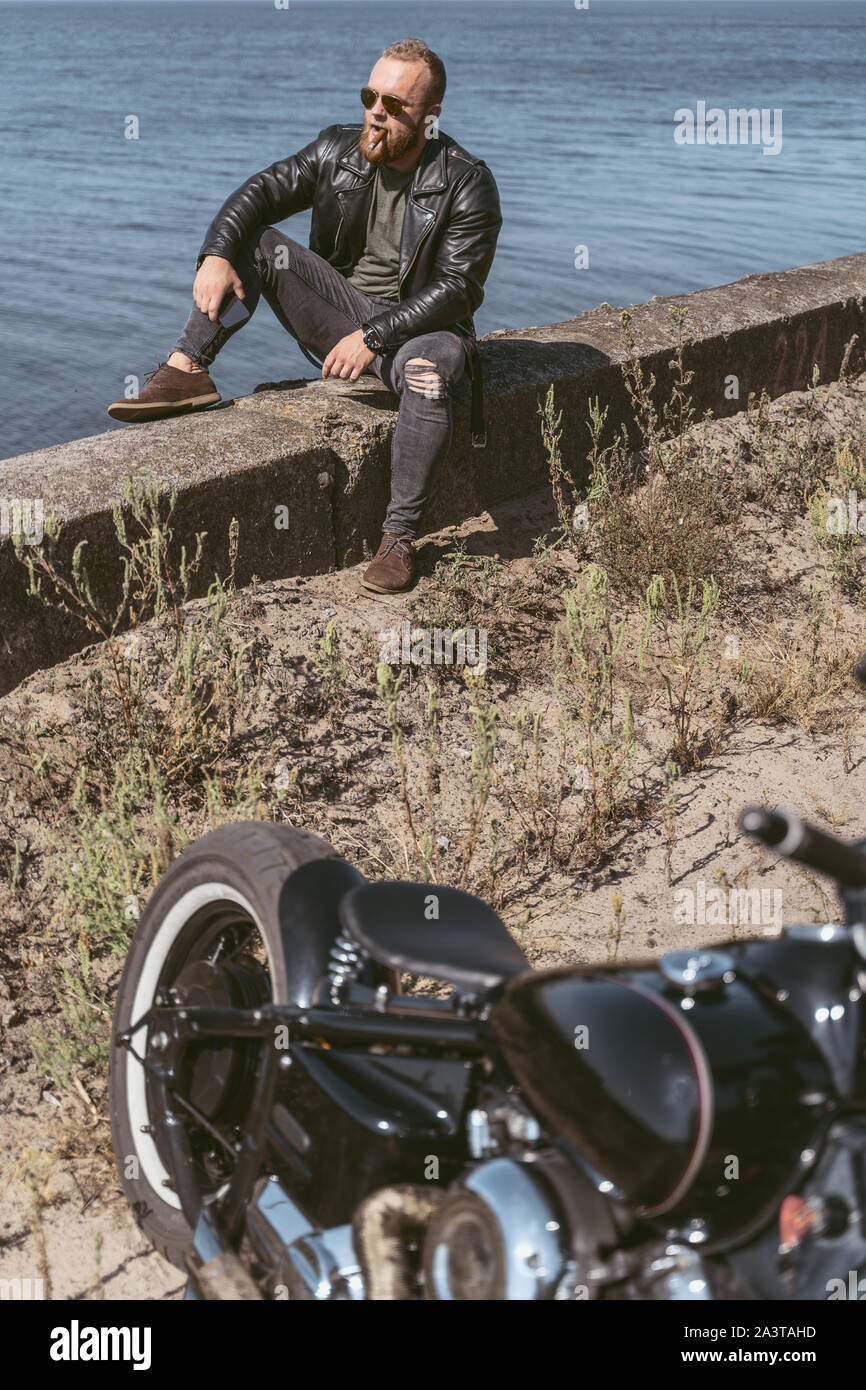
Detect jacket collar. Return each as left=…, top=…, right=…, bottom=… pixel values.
left=336, top=126, right=449, bottom=195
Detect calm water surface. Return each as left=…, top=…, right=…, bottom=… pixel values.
left=1, top=0, right=864, bottom=458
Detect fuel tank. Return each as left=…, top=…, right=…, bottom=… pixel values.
left=490, top=929, right=866, bottom=1245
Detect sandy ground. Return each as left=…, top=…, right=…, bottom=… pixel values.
left=2, top=371, right=866, bottom=1299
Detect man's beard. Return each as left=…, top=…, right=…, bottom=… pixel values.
left=360, top=117, right=419, bottom=166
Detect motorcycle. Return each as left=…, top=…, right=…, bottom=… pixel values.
left=109, top=797, right=866, bottom=1301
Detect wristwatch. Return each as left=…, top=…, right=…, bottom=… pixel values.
left=362, top=324, right=386, bottom=354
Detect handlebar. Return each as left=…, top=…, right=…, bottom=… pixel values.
left=738, top=806, right=866, bottom=889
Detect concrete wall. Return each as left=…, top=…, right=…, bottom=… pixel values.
left=2, top=251, right=865, bottom=697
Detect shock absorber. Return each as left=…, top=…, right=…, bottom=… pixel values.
left=327, top=931, right=367, bottom=1004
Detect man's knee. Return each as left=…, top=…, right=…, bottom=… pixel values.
left=254, top=227, right=302, bottom=273
left=399, top=332, right=464, bottom=398
left=404, top=356, right=448, bottom=400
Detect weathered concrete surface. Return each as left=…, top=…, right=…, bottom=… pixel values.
left=2, top=251, right=865, bottom=696
left=0, top=408, right=336, bottom=698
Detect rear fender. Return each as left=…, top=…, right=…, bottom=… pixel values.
left=276, top=858, right=366, bottom=1007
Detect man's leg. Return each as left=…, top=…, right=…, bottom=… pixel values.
left=172, top=228, right=394, bottom=370
left=109, top=228, right=394, bottom=420
left=384, top=333, right=467, bottom=537
left=360, top=331, right=467, bottom=593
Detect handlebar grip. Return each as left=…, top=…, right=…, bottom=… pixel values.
left=738, top=806, right=866, bottom=888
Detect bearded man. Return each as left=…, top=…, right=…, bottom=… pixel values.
left=108, top=38, right=502, bottom=593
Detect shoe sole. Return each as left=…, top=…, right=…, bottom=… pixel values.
left=359, top=574, right=414, bottom=593
left=107, top=391, right=221, bottom=423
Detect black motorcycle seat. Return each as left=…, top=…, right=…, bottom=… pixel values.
left=337, top=882, right=530, bottom=993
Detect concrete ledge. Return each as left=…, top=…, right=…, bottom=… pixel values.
left=2, top=251, right=865, bottom=696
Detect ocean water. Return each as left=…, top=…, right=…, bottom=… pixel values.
left=1, top=0, right=864, bottom=460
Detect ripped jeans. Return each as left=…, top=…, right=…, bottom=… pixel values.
left=172, top=226, right=468, bottom=539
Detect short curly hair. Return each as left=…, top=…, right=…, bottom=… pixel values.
left=380, top=38, right=446, bottom=105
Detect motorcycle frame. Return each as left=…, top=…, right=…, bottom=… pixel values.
left=118, top=993, right=500, bottom=1247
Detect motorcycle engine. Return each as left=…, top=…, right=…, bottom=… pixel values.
left=417, top=1094, right=624, bottom=1300
left=422, top=1156, right=582, bottom=1300
left=420, top=1112, right=866, bottom=1301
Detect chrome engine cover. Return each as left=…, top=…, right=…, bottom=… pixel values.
left=424, top=1157, right=573, bottom=1300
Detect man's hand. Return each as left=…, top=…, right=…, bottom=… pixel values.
left=322, top=330, right=376, bottom=383
left=194, top=256, right=245, bottom=322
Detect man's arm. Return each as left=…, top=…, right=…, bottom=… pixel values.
left=360, top=161, right=502, bottom=352
left=194, top=126, right=338, bottom=271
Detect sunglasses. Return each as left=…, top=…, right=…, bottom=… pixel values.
left=361, top=86, right=409, bottom=119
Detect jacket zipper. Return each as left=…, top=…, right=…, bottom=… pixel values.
left=397, top=211, right=436, bottom=301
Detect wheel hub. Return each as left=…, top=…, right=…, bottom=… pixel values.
left=161, top=955, right=270, bottom=1123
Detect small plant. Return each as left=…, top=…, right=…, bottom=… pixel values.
left=31, top=938, right=113, bottom=1089
left=15, top=474, right=206, bottom=738
left=5, top=837, right=26, bottom=894
left=606, top=892, right=627, bottom=961
left=6, top=1147, right=55, bottom=1301
left=408, top=541, right=502, bottom=633
left=661, top=306, right=697, bottom=471
left=484, top=816, right=505, bottom=910
left=805, top=439, right=866, bottom=596
left=538, top=386, right=624, bottom=560
left=539, top=384, right=573, bottom=541
left=840, top=332, right=863, bottom=383
left=422, top=682, right=443, bottom=882
left=553, top=565, right=636, bottom=858
left=639, top=572, right=721, bottom=768
left=506, top=707, right=550, bottom=847
left=311, top=618, right=348, bottom=719
left=542, top=308, right=740, bottom=597
left=41, top=754, right=182, bottom=954
left=661, top=759, right=681, bottom=887
left=374, top=660, right=499, bottom=889
left=14, top=472, right=251, bottom=785
left=736, top=372, right=835, bottom=510
left=618, top=308, right=665, bottom=474
left=807, top=483, right=861, bottom=594
left=744, top=586, right=858, bottom=733
left=376, top=662, right=425, bottom=875
left=457, top=667, right=498, bottom=889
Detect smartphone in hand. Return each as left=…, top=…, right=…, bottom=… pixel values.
left=218, top=294, right=251, bottom=328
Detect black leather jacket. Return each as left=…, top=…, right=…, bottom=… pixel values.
left=197, top=123, right=502, bottom=440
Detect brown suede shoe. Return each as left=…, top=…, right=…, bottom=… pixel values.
left=360, top=532, right=416, bottom=593
left=107, top=360, right=221, bottom=422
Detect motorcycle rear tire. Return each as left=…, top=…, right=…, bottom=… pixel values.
left=108, top=821, right=356, bottom=1272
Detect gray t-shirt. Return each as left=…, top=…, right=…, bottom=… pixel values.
left=346, top=164, right=414, bottom=301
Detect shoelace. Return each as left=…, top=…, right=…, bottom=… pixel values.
left=380, top=534, right=413, bottom=562
left=142, top=358, right=204, bottom=386
left=141, top=358, right=168, bottom=386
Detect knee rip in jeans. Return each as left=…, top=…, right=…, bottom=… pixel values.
left=405, top=357, right=448, bottom=400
